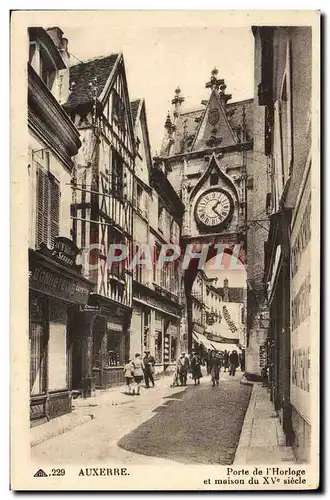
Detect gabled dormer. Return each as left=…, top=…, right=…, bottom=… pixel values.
left=131, top=98, right=152, bottom=186
left=191, top=69, right=237, bottom=151
left=64, top=53, right=136, bottom=159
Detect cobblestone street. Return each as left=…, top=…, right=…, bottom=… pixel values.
left=31, top=371, right=250, bottom=465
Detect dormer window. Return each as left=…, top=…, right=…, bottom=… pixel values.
left=40, top=47, right=56, bottom=91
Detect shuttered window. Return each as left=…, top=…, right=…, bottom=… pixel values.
left=36, top=166, right=60, bottom=248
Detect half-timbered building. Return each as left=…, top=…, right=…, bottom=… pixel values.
left=64, top=54, right=135, bottom=392
left=130, top=99, right=185, bottom=372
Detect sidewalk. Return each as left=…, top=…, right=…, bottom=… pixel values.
left=31, top=373, right=174, bottom=447
left=234, top=382, right=296, bottom=464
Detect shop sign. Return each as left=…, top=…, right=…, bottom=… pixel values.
left=38, top=237, right=81, bottom=271
left=107, top=321, right=123, bottom=332
left=79, top=305, right=100, bottom=313
left=29, top=261, right=90, bottom=305
left=134, top=291, right=181, bottom=317
left=259, top=345, right=267, bottom=369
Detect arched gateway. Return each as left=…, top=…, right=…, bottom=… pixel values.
left=156, top=70, right=269, bottom=375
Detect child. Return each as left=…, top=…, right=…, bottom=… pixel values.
left=170, top=367, right=179, bottom=388
left=123, top=359, right=134, bottom=394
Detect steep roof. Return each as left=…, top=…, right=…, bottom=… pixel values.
left=65, top=54, right=119, bottom=109
left=130, top=99, right=141, bottom=126
left=160, top=97, right=254, bottom=157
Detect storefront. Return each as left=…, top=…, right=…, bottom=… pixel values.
left=88, top=294, right=132, bottom=389
left=29, top=238, right=95, bottom=425
left=264, top=209, right=293, bottom=445
left=132, top=282, right=182, bottom=373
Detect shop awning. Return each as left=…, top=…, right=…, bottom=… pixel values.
left=193, top=332, right=214, bottom=350
left=210, top=340, right=241, bottom=353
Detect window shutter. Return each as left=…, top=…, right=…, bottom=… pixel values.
left=43, top=174, right=50, bottom=245
left=36, top=167, right=48, bottom=248
left=50, top=178, right=60, bottom=247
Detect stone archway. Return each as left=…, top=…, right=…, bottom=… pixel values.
left=180, top=237, right=246, bottom=353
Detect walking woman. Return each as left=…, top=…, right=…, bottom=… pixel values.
left=190, top=351, right=203, bottom=386
left=210, top=351, right=221, bottom=387
left=132, top=352, right=145, bottom=395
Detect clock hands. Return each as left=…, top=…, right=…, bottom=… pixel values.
left=212, top=201, right=222, bottom=217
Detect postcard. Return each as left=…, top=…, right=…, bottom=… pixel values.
left=10, top=9, right=320, bottom=490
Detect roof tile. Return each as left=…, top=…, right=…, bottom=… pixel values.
left=65, top=54, right=119, bottom=109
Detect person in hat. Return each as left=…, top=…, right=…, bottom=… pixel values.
left=131, top=352, right=145, bottom=395
left=143, top=349, right=156, bottom=388
left=177, top=351, right=190, bottom=386
left=229, top=350, right=239, bottom=376
left=190, top=350, right=203, bottom=386
left=210, top=350, right=221, bottom=387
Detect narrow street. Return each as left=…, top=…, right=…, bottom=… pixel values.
left=32, top=371, right=251, bottom=466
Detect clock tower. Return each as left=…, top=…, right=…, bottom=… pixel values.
left=156, top=69, right=267, bottom=376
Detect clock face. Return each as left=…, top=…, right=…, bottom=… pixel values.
left=195, top=189, right=232, bottom=229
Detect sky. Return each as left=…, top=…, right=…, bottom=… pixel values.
left=62, top=23, right=254, bottom=155
left=60, top=19, right=253, bottom=289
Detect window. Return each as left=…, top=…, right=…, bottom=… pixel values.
left=171, top=337, right=177, bottom=363
left=108, top=229, right=125, bottom=281
left=143, top=311, right=150, bottom=349
left=155, top=330, right=163, bottom=364
left=111, top=149, right=124, bottom=198
left=112, top=90, right=125, bottom=127
left=39, top=47, right=56, bottom=91
left=158, top=203, right=165, bottom=233
left=134, top=244, right=143, bottom=283
left=30, top=295, right=47, bottom=396
left=153, top=243, right=161, bottom=282
left=36, top=165, right=60, bottom=249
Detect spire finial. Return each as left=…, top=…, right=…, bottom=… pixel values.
left=205, top=69, right=233, bottom=104
left=164, top=111, right=173, bottom=131
left=206, top=67, right=223, bottom=91
left=172, top=86, right=185, bottom=119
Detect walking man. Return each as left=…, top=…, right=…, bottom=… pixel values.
left=210, top=351, right=221, bottom=387
left=143, top=349, right=156, bottom=388
left=223, top=350, right=229, bottom=373
left=229, top=350, right=239, bottom=376
left=177, top=352, right=190, bottom=386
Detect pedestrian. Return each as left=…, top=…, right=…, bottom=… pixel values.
left=123, top=359, right=134, bottom=395
left=229, top=350, right=239, bottom=376
left=190, top=351, right=203, bottom=386
left=131, top=352, right=145, bottom=395
left=223, top=350, right=229, bottom=372
left=210, top=350, right=221, bottom=387
left=239, top=351, right=245, bottom=372
left=170, top=367, right=179, bottom=388
left=143, top=349, right=156, bottom=388
left=177, top=351, right=190, bottom=386
left=206, top=348, right=212, bottom=375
